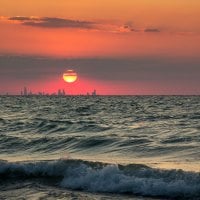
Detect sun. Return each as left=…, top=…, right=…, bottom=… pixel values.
left=63, top=70, right=78, bottom=83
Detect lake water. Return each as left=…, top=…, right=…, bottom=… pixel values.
left=0, top=96, right=200, bottom=199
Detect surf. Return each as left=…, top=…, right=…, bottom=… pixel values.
left=0, top=159, right=199, bottom=199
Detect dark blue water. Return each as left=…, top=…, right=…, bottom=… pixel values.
left=0, top=96, right=200, bottom=199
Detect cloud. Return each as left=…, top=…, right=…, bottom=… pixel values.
left=3, top=16, right=164, bottom=34
left=6, top=16, right=162, bottom=33
left=9, top=16, right=38, bottom=21
left=144, top=28, right=160, bottom=33
left=1, top=54, right=200, bottom=82
left=0, top=55, right=200, bottom=94
left=8, top=16, right=96, bottom=29
left=120, top=21, right=138, bottom=32
left=121, top=22, right=161, bottom=33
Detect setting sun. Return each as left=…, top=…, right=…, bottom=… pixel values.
left=63, top=69, right=78, bottom=83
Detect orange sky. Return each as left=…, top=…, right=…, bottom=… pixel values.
left=0, top=0, right=200, bottom=58
left=0, top=0, right=200, bottom=94
left=1, top=0, right=200, bottom=26
left=0, top=17, right=200, bottom=58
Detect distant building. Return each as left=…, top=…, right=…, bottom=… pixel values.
left=58, top=89, right=61, bottom=96
left=92, top=89, right=97, bottom=96
left=23, top=87, right=27, bottom=96
left=57, top=89, right=66, bottom=96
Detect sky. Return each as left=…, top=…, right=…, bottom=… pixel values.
left=0, top=0, right=200, bottom=95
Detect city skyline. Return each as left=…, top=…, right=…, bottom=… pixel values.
left=18, top=86, right=97, bottom=96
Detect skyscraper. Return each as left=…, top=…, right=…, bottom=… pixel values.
left=23, top=87, right=27, bottom=96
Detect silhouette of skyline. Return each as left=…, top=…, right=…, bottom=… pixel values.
left=19, top=86, right=97, bottom=96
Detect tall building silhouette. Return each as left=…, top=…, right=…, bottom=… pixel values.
left=92, top=89, right=97, bottom=96
left=23, top=87, right=27, bottom=96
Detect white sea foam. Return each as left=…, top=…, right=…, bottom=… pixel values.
left=0, top=159, right=199, bottom=199
left=61, top=164, right=200, bottom=198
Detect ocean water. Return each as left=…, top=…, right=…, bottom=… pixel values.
left=0, top=96, right=199, bottom=200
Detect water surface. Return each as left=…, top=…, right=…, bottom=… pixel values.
left=0, top=96, right=199, bottom=199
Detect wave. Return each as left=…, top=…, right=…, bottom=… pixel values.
left=0, top=135, right=117, bottom=154
left=0, top=159, right=199, bottom=199
left=0, top=117, right=111, bottom=135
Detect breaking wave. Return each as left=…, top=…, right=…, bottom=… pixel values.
left=0, top=159, right=199, bottom=199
